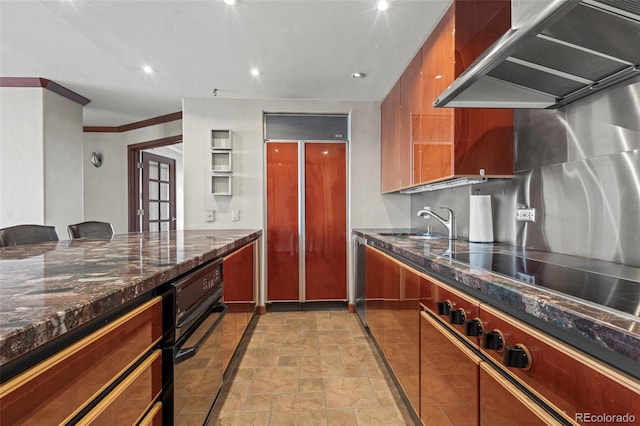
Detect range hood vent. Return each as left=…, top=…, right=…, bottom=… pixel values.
left=434, top=0, right=640, bottom=109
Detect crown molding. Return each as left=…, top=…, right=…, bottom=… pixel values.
left=0, top=77, right=91, bottom=106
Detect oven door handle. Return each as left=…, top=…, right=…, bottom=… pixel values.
left=175, top=303, right=227, bottom=364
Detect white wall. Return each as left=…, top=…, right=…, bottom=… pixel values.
left=0, top=87, right=45, bottom=227
left=43, top=89, right=84, bottom=236
left=83, top=120, right=182, bottom=233
left=0, top=87, right=84, bottom=237
left=182, top=98, right=410, bottom=230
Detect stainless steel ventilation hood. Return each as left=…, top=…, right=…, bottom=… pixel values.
left=433, top=0, right=640, bottom=109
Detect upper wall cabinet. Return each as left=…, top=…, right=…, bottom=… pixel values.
left=380, top=0, right=514, bottom=193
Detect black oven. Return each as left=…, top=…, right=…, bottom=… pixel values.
left=166, top=258, right=226, bottom=425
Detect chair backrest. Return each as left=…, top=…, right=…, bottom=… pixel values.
left=0, top=224, right=59, bottom=247
left=67, top=221, right=114, bottom=239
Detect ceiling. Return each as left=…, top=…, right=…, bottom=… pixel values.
left=0, top=0, right=451, bottom=127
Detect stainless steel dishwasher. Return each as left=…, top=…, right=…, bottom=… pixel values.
left=354, top=235, right=366, bottom=327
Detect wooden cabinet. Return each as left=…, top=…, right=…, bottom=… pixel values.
left=223, top=241, right=258, bottom=370
left=266, top=142, right=347, bottom=302
left=380, top=0, right=514, bottom=192
left=0, top=297, right=163, bottom=425
left=380, top=80, right=402, bottom=193
left=479, top=304, right=640, bottom=422
left=420, top=310, right=480, bottom=425
left=364, top=245, right=420, bottom=413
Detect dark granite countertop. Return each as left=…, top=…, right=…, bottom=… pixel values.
left=0, top=229, right=261, bottom=366
left=355, top=229, right=640, bottom=379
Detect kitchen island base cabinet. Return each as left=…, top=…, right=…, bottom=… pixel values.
left=0, top=297, right=162, bottom=425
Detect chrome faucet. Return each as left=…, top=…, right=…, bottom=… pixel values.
left=417, top=206, right=457, bottom=240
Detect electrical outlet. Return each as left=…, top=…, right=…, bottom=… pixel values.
left=231, top=209, right=240, bottom=222
left=206, top=210, right=215, bottom=222
left=515, top=208, right=535, bottom=222
left=517, top=272, right=536, bottom=285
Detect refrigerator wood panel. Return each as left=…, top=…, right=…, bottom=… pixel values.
left=304, top=143, right=347, bottom=301
left=266, top=142, right=299, bottom=301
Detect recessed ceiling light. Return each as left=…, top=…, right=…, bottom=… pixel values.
left=250, top=68, right=260, bottom=76
left=142, top=65, right=154, bottom=74
left=224, top=0, right=236, bottom=5
left=377, top=0, right=389, bottom=11
left=351, top=72, right=366, bottom=79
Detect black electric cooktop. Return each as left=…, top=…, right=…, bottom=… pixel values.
left=448, top=252, right=640, bottom=317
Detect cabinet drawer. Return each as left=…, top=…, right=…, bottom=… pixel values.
left=139, top=402, right=163, bottom=426
left=0, top=297, right=162, bottom=425
left=479, top=304, right=639, bottom=421
left=78, top=350, right=162, bottom=425
left=479, top=362, right=561, bottom=425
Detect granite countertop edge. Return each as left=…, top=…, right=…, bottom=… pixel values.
left=355, top=229, right=640, bottom=373
left=0, top=230, right=261, bottom=367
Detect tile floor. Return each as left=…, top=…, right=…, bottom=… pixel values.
left=209, top=309, right=416, bottom=426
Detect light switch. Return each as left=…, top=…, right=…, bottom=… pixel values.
left=231, top=209, right=240, bottom=222
left=207, top=210, right=215, bottom=222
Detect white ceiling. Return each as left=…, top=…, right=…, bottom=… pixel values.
left=0, top=0, right=451, bottom=127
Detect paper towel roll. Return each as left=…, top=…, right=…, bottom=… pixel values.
left=469, top=195, right=494, bottom=243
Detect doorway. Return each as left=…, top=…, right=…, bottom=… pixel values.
left=127, top=135, right=182, bottom=232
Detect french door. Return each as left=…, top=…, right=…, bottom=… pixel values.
left=266, top=141, right=347, bottom=302
left=141, top=151, right=176, bottom=232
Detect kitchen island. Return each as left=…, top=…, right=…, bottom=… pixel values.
left=0, top=229, right=261, bottom=424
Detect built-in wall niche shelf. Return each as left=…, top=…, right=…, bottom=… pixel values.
left=211, top=130, right=232, bottom=150
left=212, top=151, right=232, bottom=172
left=212, top=174, right=232, bottom=196
left=211, top=129, right=233, bottom=195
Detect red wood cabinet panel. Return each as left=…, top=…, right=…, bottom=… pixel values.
left=420, top=311, right=480, bottom=425
left=266, top=142, right=299, bottom=301
left=365, top=246, right=420, bottom=413
left=380, top=80, right=402, bottom=193
left=305, top=143, right=347, bottom=301
left=365, top=245, right=385, bottom=341
left=479, top=362, right=556, bottom=425
left=479, top=304, right=640, bottom=421
left=402, top=51, right=422, bottom=189
left=80, top=350, right=162, bottom=425
left=0, top=298, right=162, bottom=425
left=382, top=0, right=514, bottom=191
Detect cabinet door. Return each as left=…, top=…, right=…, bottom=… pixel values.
left=420, top=310, right=480, bottom=426
left=402, top=52, right=421, bottom=188
left=266, top=142, right=299, bottom=301
left=305, top=143, right=347, bottom=301
left=380, top=80, right=402, bottom=192
left=416, top=4, right=455, bottom=185
left=0, top=298, right=162, bottom=425
left=479, top=362, right=560, bottom=425
left=224, top=241, right=256, bottom=324
left=365, top=245, right=385, bottom=341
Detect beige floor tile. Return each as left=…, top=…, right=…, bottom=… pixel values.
left=324, top=377, right=381, bottom=409
left=354, top=407, right=413, bottom=425
left=326, top=409, right=358, bottom=425
left=210, top=411, right=270, bottom=426
left=249, top=367, right=299, bottom=394
left=211, top=310, right=414, bottom=426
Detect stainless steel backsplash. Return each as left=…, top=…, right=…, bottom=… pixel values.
left=411, top=76, right=640, bottom=266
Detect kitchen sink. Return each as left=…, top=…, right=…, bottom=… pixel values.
left=377, top=232, right=449, bottom=240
